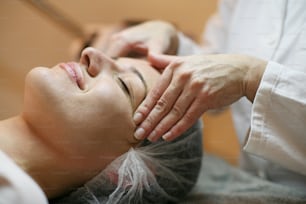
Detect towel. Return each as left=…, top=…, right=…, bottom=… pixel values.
left=180, top=154, right=306, bottom=204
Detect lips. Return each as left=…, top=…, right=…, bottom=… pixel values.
left=59, top=62, right=84, bottom=89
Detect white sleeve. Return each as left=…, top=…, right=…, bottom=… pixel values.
left=177, top=32, right=204, bottom=56
left=0, top=151, right=48, bottom=204
left=177, top=0, right=237, bottom=56
left=244, top=61, right=306, bottom=176
left=200, top=0, right=237, bottom=54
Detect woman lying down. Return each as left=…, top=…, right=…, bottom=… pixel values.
left=0, top=47, right=203, bottom=204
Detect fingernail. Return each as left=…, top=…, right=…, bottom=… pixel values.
left=147, top=131, right=157, bottom=142
left=162, top=132, right=172, bottom=141
left=133, top=112, right=143, bottom=124
left=134, top=127, right=145, bottom=140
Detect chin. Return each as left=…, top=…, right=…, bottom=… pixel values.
left=23, top=68, right=67, bottom=127
left=26, top=67, right=74, bottom=105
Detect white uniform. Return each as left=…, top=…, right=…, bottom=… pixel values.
left=178, top=0, right=306, bottom=189
left=0, top=151, right=48, bottom=204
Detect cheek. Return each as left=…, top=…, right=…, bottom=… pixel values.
left=71, top=105, right=135, bottom=157
left=100, top=117, right=134, bottom=142
left=144, top=69, right=160, bottom=92
left=75, top=89, right=135, bottom=140
left=89, top=103, right=134, bottom=138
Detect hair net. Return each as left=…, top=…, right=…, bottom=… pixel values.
left=51, top=120, right=203, bottom=204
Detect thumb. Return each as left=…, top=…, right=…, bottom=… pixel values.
left=148, top=52, right=179, bottom=69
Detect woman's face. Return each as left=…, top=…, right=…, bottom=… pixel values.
left=23, top=48, right=160, bottom=167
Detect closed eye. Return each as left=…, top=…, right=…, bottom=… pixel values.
left=117, top=77, right=131, bottom=98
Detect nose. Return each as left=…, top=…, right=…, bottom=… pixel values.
left=80, top=47, right=119, bottom=77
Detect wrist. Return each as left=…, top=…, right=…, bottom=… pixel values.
left=243, top=56, right=267, bottom=102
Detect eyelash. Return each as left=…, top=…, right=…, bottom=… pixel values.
left=118, top=77, right=131, bottom=96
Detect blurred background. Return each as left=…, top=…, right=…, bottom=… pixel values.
left=0, top=0, right=239, bottom=165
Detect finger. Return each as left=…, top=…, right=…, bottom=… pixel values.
left=140, top=76, right=186, bottom=141
left=105, top=34, right=131, bottom=58
left=148, top=53, right=180, bottom=69
left=135, top=61, right=188, bottom=141
left=133, top=66, right=182, bottom=140
left=125, top=43, right=149, bottom=58
left=147, top=80, right=202, bottom=142
left=162, top=96, right=207, bottom=141
left=133, top=64, right=174, bottom=124
left=132, top=43, right=148, bottom=55
left=147, top=39, right=168, bottom=55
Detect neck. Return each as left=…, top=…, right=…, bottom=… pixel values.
left=0, top=116, right=101, bottom=198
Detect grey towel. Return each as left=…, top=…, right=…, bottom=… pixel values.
left=180, top=154, right=306, bottom=204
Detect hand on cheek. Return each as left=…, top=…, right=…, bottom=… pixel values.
left=133, top=54, right=267, bottom=142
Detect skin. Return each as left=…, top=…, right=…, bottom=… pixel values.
left=102, top=20, right=267, bottom=142
left=105, top=20, right=178, bottom=58
left=134, top=53, right=266, bottom=141
left=0, top=47, right=160, bottom=198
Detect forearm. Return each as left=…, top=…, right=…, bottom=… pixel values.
left=245, top=62, right=306, bottom=175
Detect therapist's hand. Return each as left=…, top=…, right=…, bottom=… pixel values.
left=133, top=54, right=267, bottom=142
left=105, top=20, right=179, bottom=58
